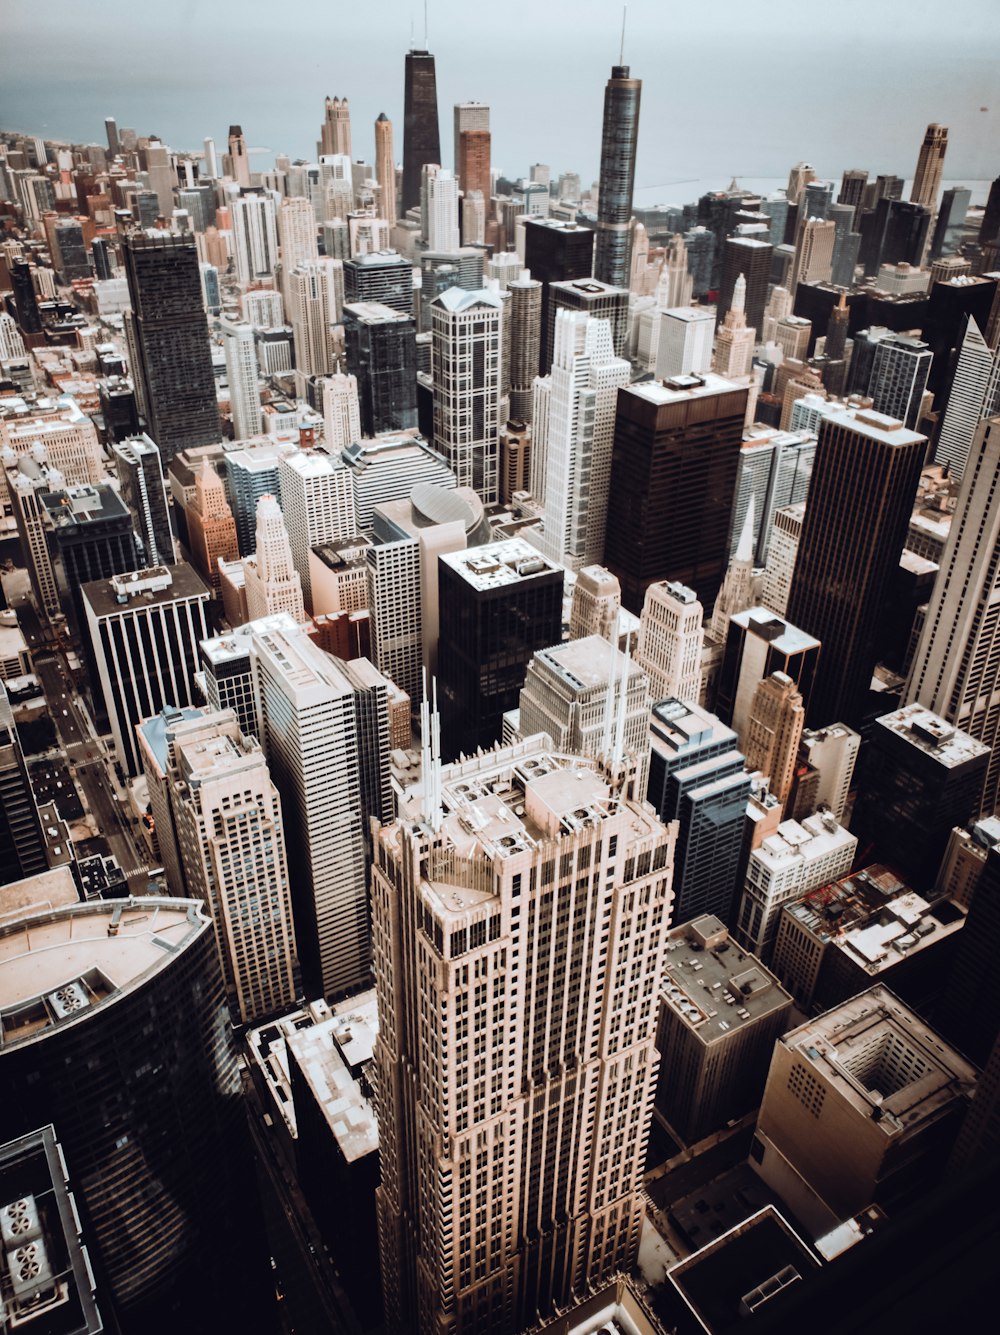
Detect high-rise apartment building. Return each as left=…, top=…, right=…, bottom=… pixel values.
left=787, top=408, right=925, bottom=728
left=437, top=539, right=563, bottom=758
left=278, top=449, right=357, bottom=610
left=164, top=709, right=299, bottom=1023
left=647, top=697, right=751, bottom=925
left=911, top=123, right=948, bottom=209
left=535, top=310, right=630, bottom=570
left=423, top=167, right=460, bottom=250
left=229, top=189, right=279, bottom=287
left=636, top=580, right=704, bottom=704
left=373, top=112, right=397, bottom=227
left=507, top=275, right=542, bottom=421
left=5, top=457, right=62, bottom=619
left=431, top=287, right=504, bottom=504
left=343, top=249, right=414, bottom=316
left=251, top=621, right=372, bottom=998
left=402, top=49, right=441, bottom=214
left=742, top=671, right=805, bottom=809
left=121, top=231, right=220, bottom=463
left=289, top=260, right=340, bottom=380
left=594, top=65, right=641, bottom=288
left=243, top=495, right=305, bottom=623
left=277, top=195, right=319, bottom=296
left=221, top=317, right=262, bottom=441
left=0, top=680, right=46, bottom=882
left=453, top=100, right=490, bottom=173
left=790, top=723, right=861, bottom=824
left=81, top=564, right=211, bottom=776
left=343, top=301, right=418, bottom=437
left=373, top=734, right=675, bottom=1333
left=185, top=461, right=239, bottom=595
left=320, top=95, right=352, bottom=158
left=789, top=216, right=836, bottom=292
left=0, top=897, right=262, bottom=1334
left=111, top=433, right=172, bottom=567
left=863, top=332, right=932, bottom=431
left=905, top=416, right=1000, bottom=813
left=605, top=373, right=748, bottom=614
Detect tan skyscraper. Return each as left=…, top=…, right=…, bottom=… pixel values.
left=713, top=272, right=756, bottom=378
left=321, top=95, right=352, bottom=158
left=375, top=112, right=397, bottom=226
left=457, top=128, right=491, bottom=199
left=373, top=732, right=676, bottom=1333
left=569, top=564, right=621, bottom=642
left=911, top=123, right=948, bottom=209
left=166, top=707, right=299, bottom=1024
left=227, top=124, right=251, bottom=187
left=742, top=671, right=805, bottom=809
left=789, top=216, right=836, bottom=292
left=322, top=369, right=362, bottom=452
left=243, top=494, right=306, bottom=623
left=277, top=196, right=319, bottom=303
left=187, top=460, right=239, bottom=594
left=636, top=580, right=704, bottom=704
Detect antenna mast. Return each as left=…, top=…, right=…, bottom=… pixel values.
left=425, top=0, right=429, bottom=46
left=619, top=5, right=627, bottom=64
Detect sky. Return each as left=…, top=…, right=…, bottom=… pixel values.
left=2, top=0, right=999, bottom=203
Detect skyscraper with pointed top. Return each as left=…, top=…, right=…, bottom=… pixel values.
left=228, top=124, right=251, bottom=187
left=402, top=48, right=441, bottom=215
left=243, top=495, right=306, bottom=623
left=375, top=112, right=397, bottom=225
left=594, top=63, right=641, bottom=288
left=321, top=95, right=352, bottom=157
left=714, top=273, right=756, bottom=378
left=911, top=123, right=948, bottom=209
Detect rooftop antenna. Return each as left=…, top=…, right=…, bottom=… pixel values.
left=419, top=667, right=443, bottom=833
left=619, top=5, right=627, bottom=64
left=601, top=642, right=618, bottom=764
left=611, top=637, right=630, bottom=776
left=425, top=0, right=429, bottom=47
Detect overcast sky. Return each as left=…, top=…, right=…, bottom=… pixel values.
left=3, top=0, right=999, bottom=198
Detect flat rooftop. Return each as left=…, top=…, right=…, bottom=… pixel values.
left=311, top=536, right=372, bottom=570
left=624, top=371, right=745, bottom=407
left=668, top=1206, right=819, bottom=1335
left=663, top=916, right=791, bottom=1042
left=0, top=866, right=80, bottom=923
left=822, top=405, right=925, bottom=447
left=755, top=813, right=855, bottom=871
left=0, top=899, right=210, bottom=1050
left=81, top=561, right=209, bottom=618
left=341, top=301, right=413, bottom=324
left=532, top=634, right=639, bottom=691
left=40, top=484, right=129, bottom=529
left=439, top=537, right=561, bottom=591
left=874, top=702, right=990, bottom=769
left=286, top=994, right=379, bottom=1163
left=650, top=698, right=737, bottom=758
left=135, top=705, right=206, bottom=774
left=730, top=607, right=820, bottom=654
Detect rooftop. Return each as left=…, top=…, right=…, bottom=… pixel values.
left=311, top=535, right=373, bottom=570
left=874, top=702, right=990, bottom=769
left=279, top=449, right=346, bottom=481
left=662, top=917, right=791, bottom=1042
left=821, top=405, right=925, bottom=447
left=342, top=301, right=413, bottom=324
left=0, top=867, right=79, bottom=924
left=783, top=863, right=966, bottom=974
left=440, top=537, right=562, bottom=591
left=625, top=371, right=745, bottom=407
left=755, top=813, right=856, bottom=870
left=730, top=607, right=820, bottom=654
left=81, top=562, right=210, bottom=618
left=532, top=636, right=642, bottom=697
left=40, top=484, right=129, bottom=529
left=0, top=899, right=211, bottom=1050
left=779, top=985, right=976, bottom=1134
left=650, top=699, right=737, bottom=759
left=286, top=994, right=379, bottom=1163
left=432, top=286, right=505, bottom=314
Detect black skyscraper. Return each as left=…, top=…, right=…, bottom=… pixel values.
left=594, top=64, right=641, bottom=289
left=402, top=48, right=441, bottom=215
left=718, top=236, right=772, bottom=333
left=523, top=218, right=595, bottom=373
left=10, top=258, right=41, bottom=335
left=605, top=376, right=748, bottom=614
left=121, top=232, right=220, bottom=465
left=859, top=197, right=931, bottom=277
left=786, top=408, right=925, bottom=730
left=343, top=302, right=418, bottom=437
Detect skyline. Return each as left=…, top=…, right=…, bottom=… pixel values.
left=3, top=0, right=1000, bottom=190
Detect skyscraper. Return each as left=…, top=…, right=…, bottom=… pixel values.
left=373, top=733, right=675, bottom=1333
left=523, top=219, right=596, bottom=373
left=636, top=580, right=704, bottom=704
left=934, top=317, right=1000, bottom=477
left=535, top=310, right=630, bottom=569
left=569, top=564, right=622, bottom=642
left=545, top=277, right=629, bottom=368
left=457, top=129, right=491, bottom=199
left=228, top=124, right=251, bottom=187
left=0, top=896, right=263, bottom=1335
left=277, top=195, right=319, bottom=295
left=322, top=369, right=362, bottom=451
left=343, top=301, right=418, bottom=437
left=375, top=112, right=397, bottom=226
left=221, top=317, right=262, bottom=440
left=251, top=620, right=372, bottom=998
left=905, top=414, right=1000, bottom=813
left=605, top=373, right=748, bottom=614
left=594, top=64, right=641, bottom=288
left=243, top=495, right=305, bottom=623
left=424, top=166, right=460, bottom=250
left=229, top=189, right=279, bottom=287
left=111, top=433, right=172, bottom=568
left=185, top=461, right=239, bottom=595
left=718, top=236, right=772, bottom=333
left=226, top=445, right=282, bottom=556
left=911, top=123, right=948, bottom=209
left=507, top=274, right=542, bottom=421
left=431, top=287, right=505, bottom=504
left=164, top=708, right=299, bottom=1023
left=343, top=249, right=414, bottom=315
left=402, top=48, right=441, bottom=215
left=453, top=100, right=490, bottom=174
left=0, top=679, right=46, bottom=882
left=40, top=482, right=141, bottom=629
left=289, top=259, right=340, bottom=380
left=742, top=671, right=805, bottom=810
left=713, top=274, right=757, bottom=378
left=320, top=95, right=352, bottom=157
left=278, top=449, right=357, bottom=610
left=437, top=538, right=563, bottom=758
left=787, top=407, right=925, bottom=728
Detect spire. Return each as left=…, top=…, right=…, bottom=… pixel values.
left=735, top=493, right=755, bottom=565
left=419, top=669, right=443, bottom=834
left=610, top=638, right=631, bottom=774
left=732, top=272, right=746, bottom=315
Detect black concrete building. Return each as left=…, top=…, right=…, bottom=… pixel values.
left=402, top=48, right=441, bottom=215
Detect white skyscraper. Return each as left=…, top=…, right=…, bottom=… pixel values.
left=322, top=371, right=362, bottom=452
left=905, top=413, right=1000, bottom=812
left=252, top=620, right=372, bottom=999
left=537, top=310, right=630, bottom=570
left=0, top=311, right=26, bottom=359
left=431, top=287, right=505, bottom=504
left=243, top=495, right=306, bottom=623
left=320, top=153, right=355, bottom=219
left=636, top=580, right=704, bottom=704
left=277, top=195, right=319, bottom=301
left=424, top=167, right=460, bottom=250
left=166, top=707, right=299, bottom=1024
left=655, top=307, right=714, bottom=379
left=243, top=288, right=285, bottom=329
left=934, top=317, right=1000, bottom=478
left=289, top=259, right=342, bottom=379
left=229, top=189, right=279, bottom=287
left=278, top=449, right=357, bottom=610
left=373, top=733, right=675, bottom=1332
left=713, top=273, right=756, bottom=378
left=221, top=317, right=262, bottom=441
